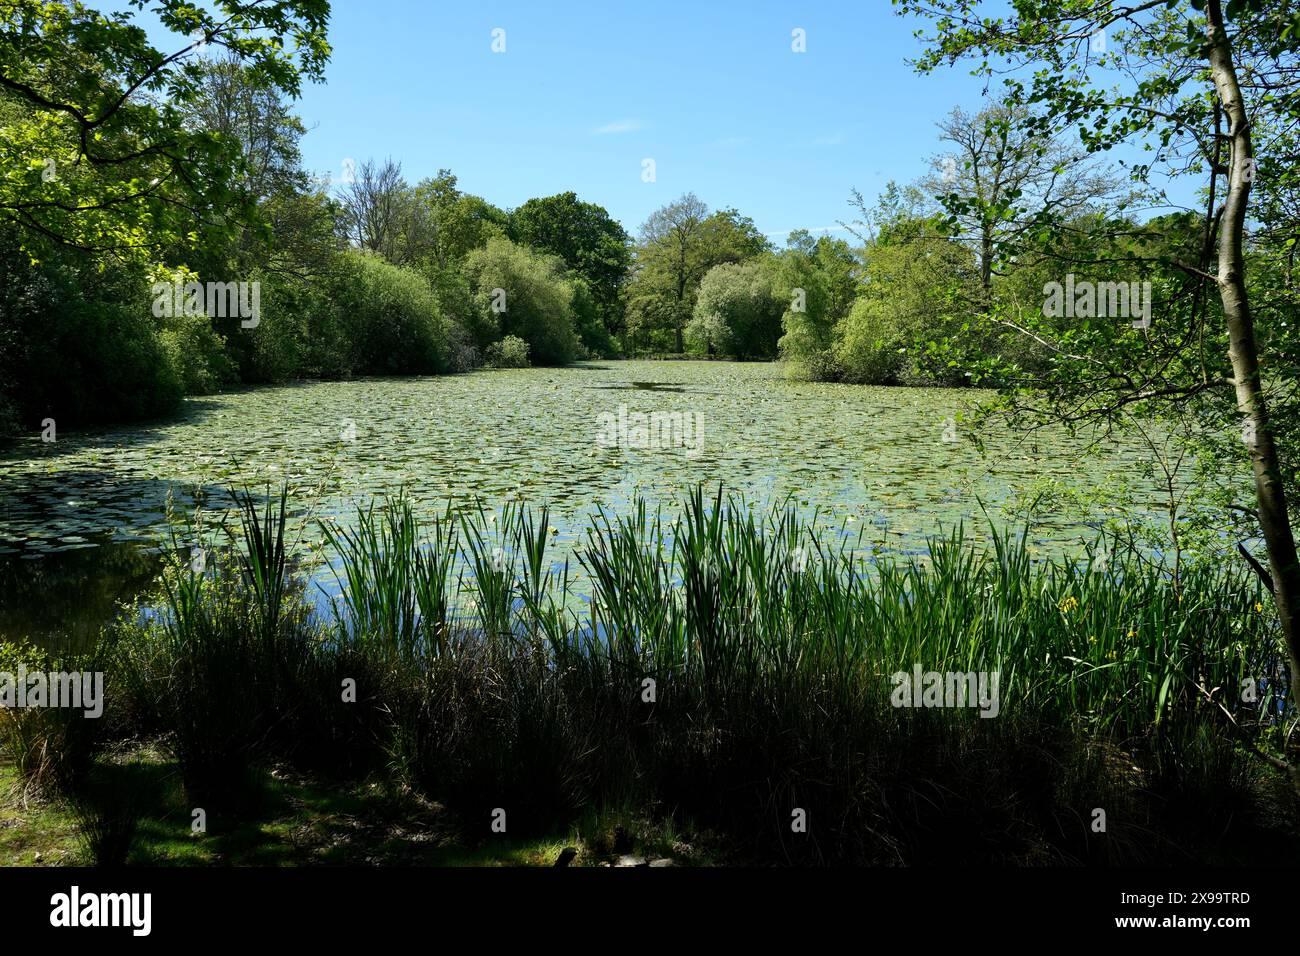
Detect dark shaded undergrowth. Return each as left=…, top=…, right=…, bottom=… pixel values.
left=3, top=486, right=1297, bottom=865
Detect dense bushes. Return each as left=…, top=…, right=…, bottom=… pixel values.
left=463, top=238, right=583, bottom=365
left=158, top=309, right=237, bottom=394
left=0, top=241, right=466, bottom=442
left=0, top=217, right=622, bottom=443
left=326, top=251, right=451, bottom=375
left=0, top=51, right=637, bottom=444
left=688, top=261, right=784, bottom=359
left=569, top=278, right=617, bottom=358
left=834, top=297, right=905, bottom=384
left=235, top=274, right=318, bottom=383
left=484, top=335, right=531, bottom=369
left=0, top=244, right=186, bottom=437
left=784, top=222, right=985, bottom=386
left=772, top=232, right=859, bottom=377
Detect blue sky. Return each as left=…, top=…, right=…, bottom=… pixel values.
left=288, top=0, right=996, bottom=242
left=114, top=0, right=1198, bottom=242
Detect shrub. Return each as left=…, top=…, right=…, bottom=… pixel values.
left=834, top=297, right=906, bottom=384
left=0, top=243, right=184, bottom=430
left=324, top=251, right=451, bottom=376
left=688, top=261, right=784, bottom=359
left=463, top=238, right=581, bottom=365
left=0, top=395, right=19, bottom=443
left=833, top=227, right=980, bottom=385
left=0, top=640, right=104, bottom=799
left=158, top=312, right=237, bottom=394
left=66, top=763, right=143, bottom=867
left=485, top=335, right=530, bottom=369
left=421, top=266, right=486, bottom=371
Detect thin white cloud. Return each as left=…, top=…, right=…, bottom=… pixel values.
left=715, top=136, right=751, bottom=146
left=810, top=132, right=845, bottom=146
left=594, top=119, right=643, bottom=135
left=764, top=225, right=855, bottom=239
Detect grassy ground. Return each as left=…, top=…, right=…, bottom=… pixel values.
left=7, top=748, right=1297, bottom=867
left=0, top=752, right=709, bottom=867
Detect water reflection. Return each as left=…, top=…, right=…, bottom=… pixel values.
left=0, top=538, right=163, bottom=649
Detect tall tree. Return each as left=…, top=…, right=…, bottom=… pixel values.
left=412, top=170, right=508, bottom=269
left=701, top=207, right=771, bottom=263
left=895, top=0, right=1300, bottom=775
left=0, top=0, right=330, bottom=258
left=337, top=158, right=427, bottom=266
left=509, top=191, right=631, bottom=336
left=185, top=54, right=318, bottom=279
left=636, top=192, right=710, bottom=353
left=774, top=229, right=861, bottom=367
left=921, top=100, right=1119, bottom=297
left=631, top=195, right=770, bottom=353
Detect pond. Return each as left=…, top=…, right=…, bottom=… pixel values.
left=0, top=360, right=1176, bottom=645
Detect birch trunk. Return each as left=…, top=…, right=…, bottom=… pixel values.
left=1206, top=0, right=1300, bottom=758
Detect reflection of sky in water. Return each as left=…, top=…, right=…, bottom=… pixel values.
left=0, top=361, right=1184, bottom=582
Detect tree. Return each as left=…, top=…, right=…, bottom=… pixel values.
left=324, top=250, right=450, bottom=375
left=635, top=192, right=710, bottom=353
left=688, top=261, right=783, bottom=359
left=774, top=230, right=861, bottom=379
left=190, top=53, right=310, bottom=207
left=921, top=99, right=1119, bottom=297
left=835, top=211, right=979, bottom=385
left=509, top=191, right=631, bottom=341
left=0, top=0, right=330, bottom=258
left=631, top=195, right=771, bottom=353
left=337, top=158, right=428, bottom=266
left=895, top=0, right=1300, bottom=773
left=184, top=54, right=315, bottom=276
left=701, top=207, right=771, bottom=263
left=412, top=170, right=509, bottom=269
left=462, top=237, right=581, bottom=365
left=569, top=276, right=616, bottom=357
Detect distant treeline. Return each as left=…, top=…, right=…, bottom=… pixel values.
left=0, top=14, right=1282, bottom=443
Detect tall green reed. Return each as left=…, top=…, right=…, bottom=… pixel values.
left=114, top=481, right=1286, bottom=858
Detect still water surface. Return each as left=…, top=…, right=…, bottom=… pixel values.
left=0, top=361, right=1174, bottom=644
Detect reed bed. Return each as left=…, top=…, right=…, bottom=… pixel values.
left=15, top=484, right=1293, bottom=864
left=312, top=485, right=1284, bottom=745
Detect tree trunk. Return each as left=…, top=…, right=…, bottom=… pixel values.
left=980, top=227, right=993, bottom=294
left=980, top=225, right=994, bottom=311
left=675, top=257, right=688, bottom=353
left=1207, top=0, right=1300, bottom=760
